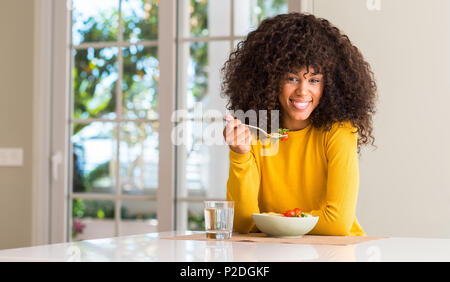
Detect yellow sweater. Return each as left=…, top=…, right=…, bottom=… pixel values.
left=226, top=121, right=366, bottom=236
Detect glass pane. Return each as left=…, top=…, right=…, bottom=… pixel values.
left=122, top=46, right=159, bottom=120
left=120, top=122, right=159, bottom=194
left=177, top=120, right=228, bottom=198
left=73, top=47, right=118, bottom=120
left=120, top=200, right=158, bottom=236
left=185, top=41, right=230, bottom=110
left=176, top=201, right=205, bottom=231
left=234, top=0, right=288, bottom=36
left=72, top=122, right=116, bottom=194
left=179, top=0, right=230, bottom=38
left=122, top=0, right=159, bottom=43
left=72, top=0, right=119, bottom=45
left=186, top=41, right=208, bottom=107
left=233, top=40, right=242, bottom=52
left=72, top=199, right=115, bottom=240
left=185, top=120, right=207, bottom=193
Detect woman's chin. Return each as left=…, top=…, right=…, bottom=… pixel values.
left=289, top=112, right=311, bottom=122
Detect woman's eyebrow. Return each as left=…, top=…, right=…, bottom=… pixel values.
left=300, top=72, right=322, bottom=78
left=289, top=71, right=322, bottom=77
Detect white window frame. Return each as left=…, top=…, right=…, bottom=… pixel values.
left=32, top=0, right=53, bottom=246
left=32, top=0, right=72, bottom=245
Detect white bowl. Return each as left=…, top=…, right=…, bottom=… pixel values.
left=252, top=213, right=319, bottom=238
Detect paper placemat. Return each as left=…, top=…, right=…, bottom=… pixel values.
left=162, top=232, right=386, bottom=246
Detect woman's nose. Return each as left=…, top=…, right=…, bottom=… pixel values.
left=294, top=82, right=308, bottom=96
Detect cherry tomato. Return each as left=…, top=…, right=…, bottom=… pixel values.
left=281, top=133, right=289, bottom=141
left=284, top=210, right=296, bottom=217
left=293, top=208, right=302, bottom=217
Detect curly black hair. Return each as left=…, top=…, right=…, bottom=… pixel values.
left=221, top=13, right=377, bottom=150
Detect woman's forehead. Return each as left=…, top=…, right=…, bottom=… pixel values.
left=289, top=65, right=323, bottom=76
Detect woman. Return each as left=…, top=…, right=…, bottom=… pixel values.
left=222, top=13, right=377, bottom=236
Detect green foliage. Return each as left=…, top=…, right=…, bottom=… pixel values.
left=190, top=42, right=208, bottom=101
left=72, top=0, right=161, bottom=196
left=122, top=46, right=159, bottom=119
left=72, top=198, right=85, bottom=218
left=86, top=160, right=112, bottom=190
left=190, top=0, right=208, bottom=37
left=122, top=0, right=158, bottom=41
left=74, top=199, right=115, bottom=219
left=188, top=0, right=208, bottom=102
left=256, top=0, right=287, bottom=23
left=72, top=0, right=160, bottom=134
left=78, top=10, right=119, bottom=43
left=188, top=212, right=205, bottom=231
left=72, top=48, right=117, bottom=122
left=72, top=197, right=156, bottom=222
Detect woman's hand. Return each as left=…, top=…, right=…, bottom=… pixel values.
left=223, top=114, right=252, bottom=154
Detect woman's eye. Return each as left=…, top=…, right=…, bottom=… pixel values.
left=309, top=78, right=320, bottom=83
left=288, top=76, right=299, bottom=82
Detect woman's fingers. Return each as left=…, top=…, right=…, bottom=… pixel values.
left=236, top=130, right=252, bottom=146
left=225, top=119, right=241, bottom=144
left=245, top=130, right=253, bottom=144
left=225, top=113, right=235, bottom=122
left=223, top=118, right=252, bottom=154
left=234, top=124, right=251, bottom=146
left=225, top=119, right=240, bottom=137
left=224, top=119, right=251, bottom=146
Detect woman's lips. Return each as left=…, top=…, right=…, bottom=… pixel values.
left=290, top=99, right=312, bottom=111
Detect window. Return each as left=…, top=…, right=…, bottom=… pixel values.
left=175, top=0, right=290, bottom=231
left=57, top=0, right=299, bottom=241
left=70, top=0, right=160, bottom=240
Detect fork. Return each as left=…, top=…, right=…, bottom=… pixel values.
left=223, top=117, right=287, bottom=139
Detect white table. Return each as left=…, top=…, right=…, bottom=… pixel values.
left=0, top=231, right=449, bottom=262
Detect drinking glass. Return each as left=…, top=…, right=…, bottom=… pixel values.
left=204, top=201, right=234, bottom=240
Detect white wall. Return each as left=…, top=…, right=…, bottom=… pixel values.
left=314, top=0, right=450, bottom=238
left=0, top=0, right=34, bottom=249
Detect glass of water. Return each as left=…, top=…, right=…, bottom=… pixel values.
left=204, top=201, right=234, bottom=240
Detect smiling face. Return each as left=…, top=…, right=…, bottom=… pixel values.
left=278, top=66, right=324, bottom=130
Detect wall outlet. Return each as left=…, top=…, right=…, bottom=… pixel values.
left=0, top=148, right=24, bottom=167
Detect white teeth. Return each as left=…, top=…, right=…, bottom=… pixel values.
left=291, top=100, right=311, bottom=110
